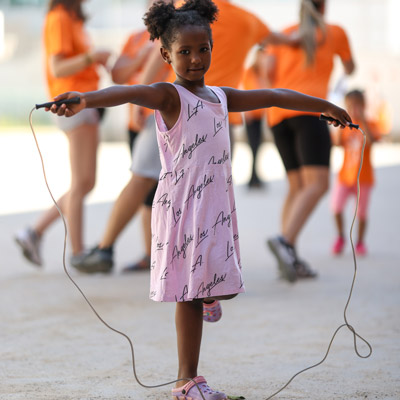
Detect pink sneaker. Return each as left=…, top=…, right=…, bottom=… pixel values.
left=172, top=376, right=227, bottom=400
left=355, top=242, right=367, bottom=256
left=332, top=237, right=345, bottom=255
left=203, top=300, right=222, bottom=323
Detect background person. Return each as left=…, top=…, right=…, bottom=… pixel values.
left=15, top=0, right=111, bottom=268
left=331, top=89, right=381, bottom=256
left=265, top=0, right=355, bottom=282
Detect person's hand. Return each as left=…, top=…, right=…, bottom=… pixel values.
left=47, top=91, right=86, bottom=117
left=324, top=104, right=353, bottom=128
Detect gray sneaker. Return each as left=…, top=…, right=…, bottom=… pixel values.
left=267, top=236, right=297, bottom=283
left=70, top=247, right=113, bottom=274
left=15, top=228, right=43, bottom=267
left=294, top=258, right=318, bottom=279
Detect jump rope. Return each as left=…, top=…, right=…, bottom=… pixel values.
left=29, top=98, right=372, bottom=400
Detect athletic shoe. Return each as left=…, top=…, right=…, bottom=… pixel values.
left=70, top=246, right=113, bottom=274
left=121, top=255, right=150, bottom=274
left=203, top=300, right=222, bottom=323
left=294, top=258, right=318, bottom=279
left=267, top=236, right=297, bottom=283
left=332, top=237, right=345, bottom=255
left=171, top=376, right=227, bottom=400
left=355, top=242, right=367, bottom=256
left=15, top=228, right=42, bottom=267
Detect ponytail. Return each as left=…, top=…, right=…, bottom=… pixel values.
left=299, top=0, right=326, bottom=66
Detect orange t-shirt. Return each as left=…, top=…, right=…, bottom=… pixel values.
left=43, top=5, right=99, bottom=99
left=119, top=30, right=170, bottom=131
left=173, top=0, right=270, bottom=124
left=266, top=24, right=353, bottom=127
left=240, top=66, right=264, bottom=120
left=121, top=30, right=152, bottom=86
left=338, top=121, right=380, bottom=186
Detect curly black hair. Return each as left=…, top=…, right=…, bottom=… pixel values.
left=143, top=0, right=219, bottom=50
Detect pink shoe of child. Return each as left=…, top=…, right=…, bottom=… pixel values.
left=172, top=376, right=227, bottom=400
left=203, top=300, right=222, bottom=323
left=355, top=242, right=367, bottom=256
left=332, top=237, right=345, bottom=255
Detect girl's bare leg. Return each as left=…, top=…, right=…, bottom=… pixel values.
left=334, top=213, right=345, bottom=238
left=175, top=300, right=203, bottom=387
left=358, top=218, right=367, bottom=243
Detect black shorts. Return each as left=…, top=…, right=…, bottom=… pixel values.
left=271, top=115, right=331, bottom=171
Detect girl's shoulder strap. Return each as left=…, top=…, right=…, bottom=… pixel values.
left=207, top=85, right=227, bottom=104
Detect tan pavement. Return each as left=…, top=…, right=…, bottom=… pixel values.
left=1, top=129, right=399, bottom=400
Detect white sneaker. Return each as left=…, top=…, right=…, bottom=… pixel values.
left=15, top=228, right=43, bottom=267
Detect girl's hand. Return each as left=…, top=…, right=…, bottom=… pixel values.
left=324, top=104, right=353, bottom=128
left=47, top=92, right=86, bottom=117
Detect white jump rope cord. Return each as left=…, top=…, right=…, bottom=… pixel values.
left=265, top=125, right=372, bottom=400
left=29, top=108, right=372, bottom=400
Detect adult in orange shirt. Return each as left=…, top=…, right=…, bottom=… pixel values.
left=331, top=90, right=381, bottom=257
left=265, top=0, right=355, bottom=282
left=15, top=0, right=110, bottom=268
left=71, top=0, right=298, bottom=274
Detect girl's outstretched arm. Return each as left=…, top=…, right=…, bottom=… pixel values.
left=48, top=82, right=177, bottom=118
left=222, top=87, right=352, bottom=127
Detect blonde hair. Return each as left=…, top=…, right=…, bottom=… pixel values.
left=299, top=0, right=326, bottom=66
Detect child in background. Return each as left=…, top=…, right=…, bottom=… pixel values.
left=48, top=1, right=352, bottom=398
left=331, top=89, right=381, bottom=256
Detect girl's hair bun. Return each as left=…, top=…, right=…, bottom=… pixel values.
left=144, top=1, right=177, bottom=41
left=178, top=0, right=218, bottom=24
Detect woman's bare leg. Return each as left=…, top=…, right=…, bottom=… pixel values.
left=282, top=166, right=329, bottom=245
left=66, top=123, right=98, bottom=255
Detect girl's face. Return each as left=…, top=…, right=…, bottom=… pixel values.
left=162, top=25, right=212, bottom=85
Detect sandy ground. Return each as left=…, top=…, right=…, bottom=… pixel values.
left=1, top=130, right=399, bottom=400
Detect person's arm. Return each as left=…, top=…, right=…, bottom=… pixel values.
left=223, top=87, right=352, bottom=127
left=111, top=42, right=154, bottom=84
left=342, top=58, right=355, bottom=75
left=48, top=83, right=176, bottom=118
left=137, top=42, right=166, bottom=85
left=50, top=50, right=111, bottom=78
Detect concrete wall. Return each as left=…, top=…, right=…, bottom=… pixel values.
left=0, top=0, right=399, bottom=139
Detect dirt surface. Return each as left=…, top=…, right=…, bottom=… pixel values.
left=1, top=133, right=399, bottom=399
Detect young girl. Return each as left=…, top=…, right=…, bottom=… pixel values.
left=48, top=1, right=352, bottom=398
left=331, top=89, right=381, bottom=256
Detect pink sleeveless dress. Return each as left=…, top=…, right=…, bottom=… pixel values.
left=150, top=84, right=244, bottom=302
